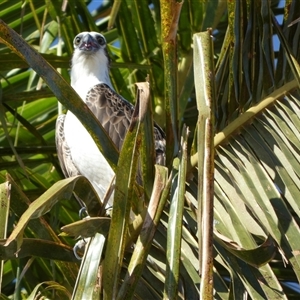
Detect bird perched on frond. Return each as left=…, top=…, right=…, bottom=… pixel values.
left=55, top=31, right=166, bottom=210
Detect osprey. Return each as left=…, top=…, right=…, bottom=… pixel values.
left=55, top=32, right=166, bottom=209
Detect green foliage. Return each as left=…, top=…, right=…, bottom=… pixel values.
left=1, top=0, right=300, bottom=299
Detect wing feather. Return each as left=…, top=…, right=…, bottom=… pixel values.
left=55, top=114, right=81, bottom=177
left=86, top=83, right=166, bottom=165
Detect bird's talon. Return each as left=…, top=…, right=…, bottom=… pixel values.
left=73, top=238, right=88, bottom=260
left=79, top=206, right=89, bottom=219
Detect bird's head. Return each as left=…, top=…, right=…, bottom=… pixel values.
left=71, top=32, right=112, bottom=93
left=73, top=32, right=107, bottom=53
left=72, top=32, right=110, bottom=64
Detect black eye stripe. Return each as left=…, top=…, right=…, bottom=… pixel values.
left=96, top=35, right=105, bottom=45
left=74, top=33, right=105, bottom=47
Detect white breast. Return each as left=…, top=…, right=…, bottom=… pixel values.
left=64, top=110, right=115, bottom=203
left=71, top=50, right=113, bottom=101
left=65, top=46, right=115, bottom=204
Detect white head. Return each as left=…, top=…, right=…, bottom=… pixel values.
left=70, top=32, right=112, bottom=99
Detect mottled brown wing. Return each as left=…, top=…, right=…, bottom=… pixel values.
left=85, top=83, right=166, bottom=165
left=86, top=84, right=133, bottom=151
left=55, top=114, right=81, bottom=177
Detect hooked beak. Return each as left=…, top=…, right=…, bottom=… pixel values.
left=79, top=34, right=100, bottom=52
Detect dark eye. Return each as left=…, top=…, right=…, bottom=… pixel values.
left=74, top=36, right=81, bottom=45
left=96, top=35, right=105, bottom=45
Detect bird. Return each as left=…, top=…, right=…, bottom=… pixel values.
left=55, top=31, right=166, bottom=211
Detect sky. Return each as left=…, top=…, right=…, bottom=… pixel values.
left=87, top=0, right=104, bottom=12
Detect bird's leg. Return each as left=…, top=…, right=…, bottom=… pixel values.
left=78, top=206, right=89, bottom=219
left=99, top=174, right=116, bottom=216
left=73, top=238, right=89, bottom=260
left=73, top=197, right=91, bottom=260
